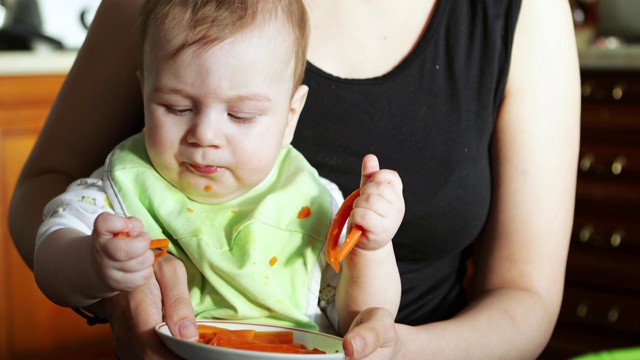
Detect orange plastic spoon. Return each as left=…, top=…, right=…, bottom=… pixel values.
left=326, top=189, right=364, bottom=272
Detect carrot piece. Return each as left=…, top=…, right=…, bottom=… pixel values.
left=196, top=326, right=328, bottom=354
left=250, top=333, right=279, bottom=345
left=228, top=329, right=256, bottom=339
left=153, top=248, right=167, bottom=265
left=149, top=238, right=169, bottom=265
left=113, top=235, right=169, bottom=265
left=297, top=205, right=311, bottom=219
left=209, top=331, right=256, bottom=348
left=198, top=326, right=256, bottom=341
left=200, top=333, right=215, bottom=343
left=149, top=238, right=169, bottom=250
left=198, top=324, right=224, bottom=336
left=252, top=331, right=294, bottom=344
left=286, top=342, right=309, bottom=349
left=307, top=347, right=327, bottom=354
left=326, top=189, right=364, bottom=272
left=337, top=227, right=363, bottom=266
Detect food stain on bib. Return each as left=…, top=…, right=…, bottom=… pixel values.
left=269, top=256, right=278, bottom=267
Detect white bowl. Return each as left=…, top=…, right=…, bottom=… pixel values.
left=156, top=320, right=345, bottom=360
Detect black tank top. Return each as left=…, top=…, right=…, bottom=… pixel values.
left=292, top=0, right=522, bottom=325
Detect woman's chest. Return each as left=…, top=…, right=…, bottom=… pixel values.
left=304, top=0, right=436, bottom=79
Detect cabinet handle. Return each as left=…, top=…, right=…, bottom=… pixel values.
left=579, top=153, right=594, bottom=172
left=607, top=306, right=620, bottom=323
left=612, top=83, right=625, bottom=100
left=579, top=225, right=593, bottom=243
left=578, top=153, right=626, bottom=175
left=581, top=83, right=592, bottom=98
left=576, top=301, right=589, bottom=317
left=611, top=155, right=626, bottom=175
left=610, top=229, right=624, bottom=248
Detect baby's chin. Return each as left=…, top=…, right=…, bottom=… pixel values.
left=180, top=184, right=249, bottom=205
left=182, top=190, right=238, bottom=205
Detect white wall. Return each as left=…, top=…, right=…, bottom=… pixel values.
left=37, top=0, right=101, bottom=49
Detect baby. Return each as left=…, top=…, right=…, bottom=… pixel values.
left=34, top=0, right=403, bottom=334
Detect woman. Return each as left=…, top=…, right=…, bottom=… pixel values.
left=9, top=0, right=580, bottom=358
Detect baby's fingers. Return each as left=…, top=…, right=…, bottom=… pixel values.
left=349, top=201, right=395, bottom=244
left=365, top=169, right=403, bottom=195
left=103, top=259, right=156, bottom=291
left=102, top=234, right=154, bottom=263
left=94, top=213, right=147, bottom=238
left=93, top=235, right=156, bottom=291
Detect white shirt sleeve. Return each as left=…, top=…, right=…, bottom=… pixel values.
left=35, top=166, right=115, bottom=249
left=317, top=176, right=347, bottom=333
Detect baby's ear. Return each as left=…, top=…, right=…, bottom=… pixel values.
left=282, top=85, right=309, bottom=147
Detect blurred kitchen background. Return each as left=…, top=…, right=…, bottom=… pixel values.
left=0, top=0, right=99, bottom=50
left=1, top=0, right=639, bottom=359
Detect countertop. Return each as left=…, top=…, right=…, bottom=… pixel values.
left=576, top=28, right=640, bottom=71
left=0, top=50, right=77, bottom=76
left=0, top=29, right=640, bottom=76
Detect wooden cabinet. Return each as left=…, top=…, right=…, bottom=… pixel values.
left=540, top=70, right=640, bottom=359
left=0, top=75, right=115, bottom=359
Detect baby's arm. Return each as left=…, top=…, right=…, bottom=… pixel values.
left=35, top=213, right=155, bottom=308
left=335, top=154, right=404, bottom=335
left=33, top=173, right=156, bottom=308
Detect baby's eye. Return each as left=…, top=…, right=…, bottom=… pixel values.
left=228, top=113, right=257, bottom=124
left=165, top=106, right=192, bottom=116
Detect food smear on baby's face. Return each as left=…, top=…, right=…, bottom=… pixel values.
left=204, top=184, right=213, bottom=192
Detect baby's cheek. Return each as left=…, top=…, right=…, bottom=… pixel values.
left=239, top=155, right=276, bottom=184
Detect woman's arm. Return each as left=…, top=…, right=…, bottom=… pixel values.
left=9, top=0, right=145, bottom=269
left=344, top=0, right=581, bottom=358
left=9, top=0, right=198, bottom=356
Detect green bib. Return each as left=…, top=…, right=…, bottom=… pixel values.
left=104, top=133, right=333, bottom=330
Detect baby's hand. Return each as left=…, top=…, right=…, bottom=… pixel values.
left=91, top=213, right=155, bottom=292
left=350, top=154, right=404, bottom=251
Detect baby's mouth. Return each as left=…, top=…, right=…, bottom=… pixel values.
left=189, top=163, right=222, bottom=175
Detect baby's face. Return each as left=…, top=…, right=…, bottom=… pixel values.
left=140, top=18, right=305, bottom=204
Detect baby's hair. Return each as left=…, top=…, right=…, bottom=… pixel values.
left=138, top=0, right=309, bottom=87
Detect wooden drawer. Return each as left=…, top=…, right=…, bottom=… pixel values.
left=581, top=102, right=640, bottom=144
left=576, top=178, right=640, bottom=217
left=558, top=286, right=640, bottom=338
left=575, top=142, right=640, bottom=214
left=578, top=145, right=640, bottom=179
left=565, top=245, right=640, bottom=295
left=542, top=69, right=640, bottom=360
left=580, top=71, right=640, bottom=145
left=581, top=71, right=640, bottom=104
left=572, top=214, right=640, bottom=252
left=541, top=325, right=637, bottom=360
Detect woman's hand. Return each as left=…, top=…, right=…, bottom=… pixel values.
left=342, top=307, right=399, bottom=360
left=105, top=254, right=197, bottom=359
